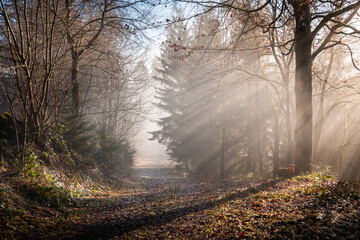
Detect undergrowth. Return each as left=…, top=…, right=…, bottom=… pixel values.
left=21, top=150, right=81, bottom=208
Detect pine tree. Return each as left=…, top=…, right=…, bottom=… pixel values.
left=151, top=10, right=191, bottom=168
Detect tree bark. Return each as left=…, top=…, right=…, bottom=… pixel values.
left=314, top=49, right=334, bottom=163
left=273, top=109, right=280, bottom=175
left=220, top=125, right=225, bottom=179
left=293, top=2, right=312, bottom=174
left=255, top=82, right=262, bottom=173
left=284, top=76, right=293, bottom=165
left=71, top=57, right=80, bottom=113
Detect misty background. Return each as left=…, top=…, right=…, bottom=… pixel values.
left=0, top=0, right=360, bottom=180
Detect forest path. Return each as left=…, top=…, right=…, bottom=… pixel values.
left=62, top=168, right=267, bottom=239
left=7, top=169, right=360, bottom=239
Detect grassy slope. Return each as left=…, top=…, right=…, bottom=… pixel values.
left=1, top=168, right=360, bottom=239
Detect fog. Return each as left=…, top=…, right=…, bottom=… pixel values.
left=134, top=119, right=168, bottom=167
left=0, top=0, right=359, bottom=180
left=140, top=7, right=360, bottom=180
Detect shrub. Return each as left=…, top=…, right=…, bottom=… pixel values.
left=28, top=183, right=72, bottom=208
left=57, top=111, right=95, bottom=157
left=0, top=112, right=18, bottom=147
left=94, top=127, right=135, bottom=177
left=22, top=150, right=78, bottom=208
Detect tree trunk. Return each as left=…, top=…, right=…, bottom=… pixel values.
left=293, top=2, right=312, bottom=174
left=71, top=57, right=80, bottom=113
left=314, top=49, right=334, bottom=163
left=65, top=0, right=81, bottom=114
left=273, top=110, right=280, bottom=175
left=255, top=82, right=262, bottom=173
left=247, top=148, right=254, bottom=173
left=285, top=76, right=293, bottom=165
left=220, top=125, right=226, bottom=179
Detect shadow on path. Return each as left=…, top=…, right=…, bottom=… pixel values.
left=67, top=179, right=281, bottom=240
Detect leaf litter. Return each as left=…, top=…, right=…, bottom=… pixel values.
left=2, top=169, right=360, bottom=239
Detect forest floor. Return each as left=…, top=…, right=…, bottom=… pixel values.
left=1, top=167, right=360, bottom=239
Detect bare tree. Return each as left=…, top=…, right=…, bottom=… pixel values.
left=62, top=0, right=148, bottom=113
left=174, top=0, right=360, bottom=173
left=0, top=0, right=68, bottom=159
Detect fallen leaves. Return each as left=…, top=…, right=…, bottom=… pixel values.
left=110, top=173, right=360, bottom=239
left=1, top=169, right=360, bottom=239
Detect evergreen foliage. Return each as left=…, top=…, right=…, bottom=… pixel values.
left=94, top=126, right=135, bottom=177
left=152, top=12, right=276, bottom=179
left=152, top=13, right=234, bottom=178
left=58, top=112, right=95, bottom=157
